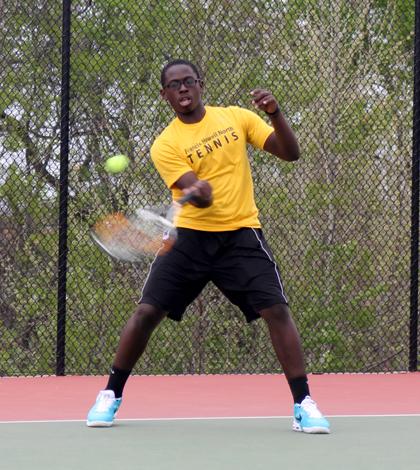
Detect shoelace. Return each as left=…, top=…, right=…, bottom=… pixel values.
left=300, top=397, right=323, bottom=418
left=95, top=392, right=116, bottom=412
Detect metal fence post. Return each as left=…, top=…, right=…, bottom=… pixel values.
left=410, top=0, right=420, bottom=371
left=56, top=0, right=72, bottom=376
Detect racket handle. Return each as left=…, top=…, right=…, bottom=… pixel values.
left=177, top=193, right=196, bottom=206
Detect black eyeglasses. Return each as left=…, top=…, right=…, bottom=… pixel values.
left=164, top=76, right=201, bottom=90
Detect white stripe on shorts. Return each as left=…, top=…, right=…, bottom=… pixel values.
left=251, top=228, right=288, bottom=303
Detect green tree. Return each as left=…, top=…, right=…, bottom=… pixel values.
left=0, top=0, right=415, bottom=375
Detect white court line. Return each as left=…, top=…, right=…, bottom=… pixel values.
left=0, top=413, right=419, bottom=425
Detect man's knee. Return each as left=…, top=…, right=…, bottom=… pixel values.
left=133, top=303, right=167, bottom=327
left=259, top=303, right=291, bottom=323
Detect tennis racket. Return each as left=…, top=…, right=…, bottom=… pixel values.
left=90, top=193, right=194, bottom=262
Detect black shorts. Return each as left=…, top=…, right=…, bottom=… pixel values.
left=139, top=228, right=288, bottom=322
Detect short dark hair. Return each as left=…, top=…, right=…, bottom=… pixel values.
left=160, top=59, right=201, bottom=86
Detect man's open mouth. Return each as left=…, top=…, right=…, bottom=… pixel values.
left=179, top=96, right=192, bottom=106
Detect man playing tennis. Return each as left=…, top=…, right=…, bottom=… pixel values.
left=87, top=59, right=330, bottom=434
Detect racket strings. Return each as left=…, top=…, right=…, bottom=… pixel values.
left=92, top=211, right=175, bottom=260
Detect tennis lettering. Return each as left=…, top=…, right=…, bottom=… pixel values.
left=185, top=130, right=239, bottom=163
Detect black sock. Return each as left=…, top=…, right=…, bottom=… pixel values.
left=288, top=376, right=310, bottom=404
left=105, top=366, right=132, bottom=398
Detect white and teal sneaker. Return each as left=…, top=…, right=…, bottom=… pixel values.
left=293, top=396, right=330, bottom=434
left=86, top=390, right=122, bottom=427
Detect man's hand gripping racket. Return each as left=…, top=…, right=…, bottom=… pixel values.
left=90, top=193, right=194, bottom=262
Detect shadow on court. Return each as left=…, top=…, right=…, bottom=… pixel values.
left=1, top=416, right=418, bottom=470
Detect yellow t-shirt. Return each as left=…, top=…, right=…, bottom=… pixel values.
left=150, top=105, right=274, bottom=231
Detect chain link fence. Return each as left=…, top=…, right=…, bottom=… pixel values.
left=1, top=0, right=418, bottom=376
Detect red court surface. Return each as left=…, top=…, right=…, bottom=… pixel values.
left=1, top=372, right=419, bottom=422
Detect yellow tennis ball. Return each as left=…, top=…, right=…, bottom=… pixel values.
left=104, top=154, right=130, bottom=174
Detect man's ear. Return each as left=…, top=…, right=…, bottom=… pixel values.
left=160, top=89, right=167, bottom=100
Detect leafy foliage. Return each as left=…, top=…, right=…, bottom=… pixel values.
left=0, top=0, right=415, bottom=375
